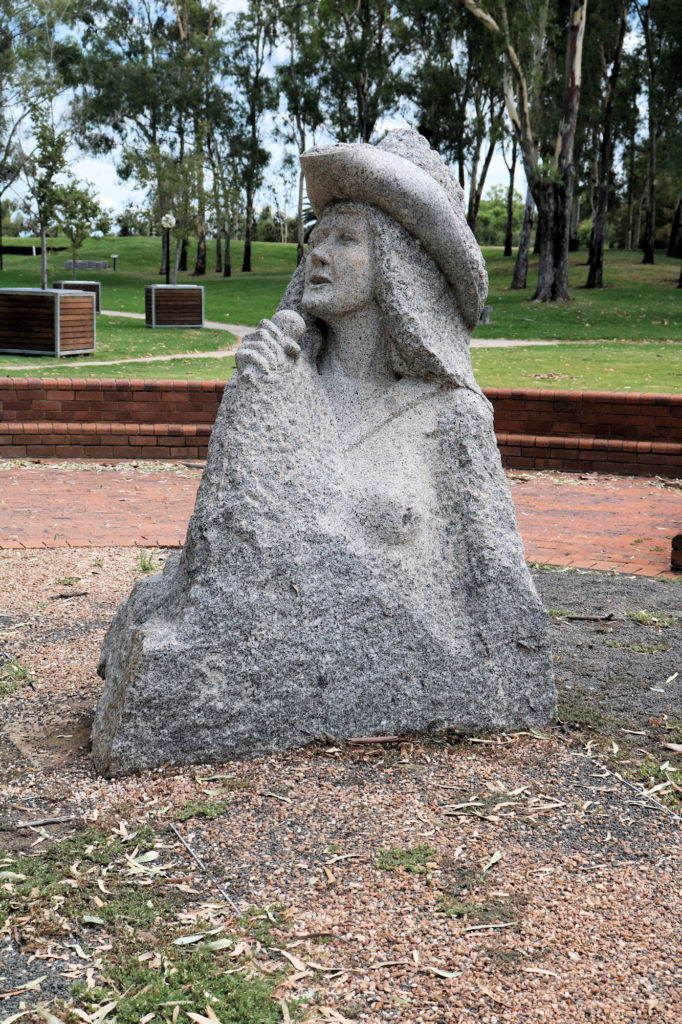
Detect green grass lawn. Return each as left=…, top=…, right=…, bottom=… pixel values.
left=0, top=316, right=237, bottom=378
left=471, top=340, right=682, bottom=392
left=0, top=236, right=680, bottom=387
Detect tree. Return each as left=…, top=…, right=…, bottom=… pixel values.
left=632, top=0, right=682, bottom=264
left=275, top=0, right=324, bottom=263
left=461, top=0, right=588, bottom=302
left=170, top=0, right=225, bottom=276
left=302, top=0, right=404, bottom=143
left=56, top=179, right=101, bottom=279
left=227, top=0, right=276, bottom=273
left=584, top=0, right=628, bottom=288
left=20, top=103, right=68, bottom=289
left=401, top=0, right=506, bottom=235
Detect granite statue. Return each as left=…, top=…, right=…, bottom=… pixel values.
left=91, top=129, right=555, bottom=776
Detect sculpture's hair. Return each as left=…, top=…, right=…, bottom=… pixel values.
left=279, top=200, right=482, bottom=393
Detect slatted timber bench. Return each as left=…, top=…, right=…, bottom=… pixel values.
left=0, top=288, right=96, bottom=357
left=145, top=284, right=204, bottom=328
left=53, top=280, right=102, bottom=312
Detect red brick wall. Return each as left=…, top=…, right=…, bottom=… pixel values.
left=0, top=378, right=680, bottom=476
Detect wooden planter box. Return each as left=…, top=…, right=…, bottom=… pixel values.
left=53, top=279, right=102, bottom=312
left=0, top=288, right=96, bottom=357
left=145, top=285, right=204, bottom=328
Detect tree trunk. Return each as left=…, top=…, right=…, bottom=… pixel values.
left=586, top=8, right=626, bottom=288
left=242, top=187, right=253, bottom=273
left=172, top=239, right=181, bottom=285
left=0, top=201, right=4, bottom=271
left=194, top=225, right=207, bottom=275
left=72, top=248, right=77, bottom=280
left=159, top=233, right=168, bottom=276
left=633, top=186, right=646, bottom=251
left=511, top=187, right=535, bottom=290
left=503, top=137, right=517, bottom=257
left=678, top=260, right=682, bottom=289
left=532, top=179, right=572, bottom=302
left=223, top=219, right=231, bottom=278
left=179, top=238, right=188, bottom=271
left=40, top=224, right=48, bottom=290
left=568, top=193, right=580, bottom=252
left=215, top=221, right=222, bottom=273
left=642, top=141, right=656, bottom=264
left=667, top=193, right=682, bottom=258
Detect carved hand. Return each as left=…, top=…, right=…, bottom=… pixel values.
left=235, top=310, right=306, bottom=382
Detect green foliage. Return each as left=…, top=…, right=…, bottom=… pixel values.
left=175, top=799, right=229, bottom=821
left=376, top=844, right=437, bottom=873
left=0, top=658, right=33, bottom=697
left=626, top=611, right=676, bottom=628
left=476, top=186, right=524, bottom=247
left=137, top=550, right=158, bottom=574
left=56, top=177, right=102, bottom=273
left=603, top=639, right=669, bottom=653
left=90, top=953, right=287, bottom=1024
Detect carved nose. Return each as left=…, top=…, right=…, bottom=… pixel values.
left=311, top=249, right=330, bottom=266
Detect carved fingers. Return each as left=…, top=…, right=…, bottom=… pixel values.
left=236, top=310, right=306, bottom=382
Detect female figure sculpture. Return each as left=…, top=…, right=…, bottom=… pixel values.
left=92, top=130, right=554, bottom=776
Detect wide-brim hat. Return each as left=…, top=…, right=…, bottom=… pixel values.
left=300, top=130, right=488, bottom=331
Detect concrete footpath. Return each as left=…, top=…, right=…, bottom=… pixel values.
left=0, top=460, right=679, bottom=579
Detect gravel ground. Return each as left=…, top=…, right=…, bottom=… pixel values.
left=0, top=548, right=680, bottom=1023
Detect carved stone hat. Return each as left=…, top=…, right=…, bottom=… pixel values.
left=300, top=129, right=488, bottom=331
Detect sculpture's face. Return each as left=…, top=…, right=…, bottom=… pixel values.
left=302, top=208, right=375, bottom=319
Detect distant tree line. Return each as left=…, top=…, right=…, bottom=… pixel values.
left=0, top=0, right=680, bottom=294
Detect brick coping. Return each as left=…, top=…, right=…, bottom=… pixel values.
left=1, top=376, right=681, bottom=404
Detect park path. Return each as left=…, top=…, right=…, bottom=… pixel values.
left=0, top=460, right=679, bottom=578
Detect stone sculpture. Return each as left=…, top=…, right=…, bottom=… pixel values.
left=92, top=129, right=555, bottom=776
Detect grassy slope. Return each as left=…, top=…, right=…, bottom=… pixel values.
left=0, top=237, right=680, bottom=387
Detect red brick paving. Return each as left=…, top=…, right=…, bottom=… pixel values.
left=0, top=461, right=680, bottom=579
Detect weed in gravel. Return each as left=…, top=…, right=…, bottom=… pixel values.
left=137, top=549, right=158, bottom=574
left=239, top=905, right=289, bottom=946
left=55, top=575, right=80, bottom=585
left=72, top=952, right=290, bottom=1024
left=622, top=756, right=682, bottom=810
left=175, top=799, right=229, bottom=820
left=548, top=608, right=570, bottom=619
left=376, top=844, right=437, bottom=874
left=340, top=1001, right=365, bottom=1018
left=626, top=610, right=676, bottom=628
left=603, top=639, right=670, bottom=653
left=0, top=658, right=34, bottom=697
left=0, top=826, right=166, bottom=934
left=438, top=894, right=518, bottom=924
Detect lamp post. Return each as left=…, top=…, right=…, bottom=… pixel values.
left=160, top=213, right=176, bottom=285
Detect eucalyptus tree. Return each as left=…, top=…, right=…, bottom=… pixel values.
left=226, top=0, right=277, bottom=273
left=170, top=0, right=226, bottom=275
left=402, top=0, right=506, bottom=236
left=72, top=0, right=190, bottom=270
left=274, top=0, right=324, bottom=262
left=632, top=0, right=682, bottom=264
left=298, top=0, right=405, bottom=143
left=461, top=0, right=588, bottom=303
left=584, top=0, right=628, bottom=288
